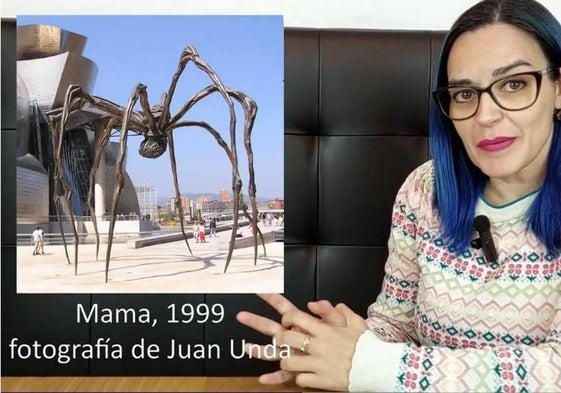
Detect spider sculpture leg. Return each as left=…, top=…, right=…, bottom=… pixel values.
left=84, top=117, right=115, bottom=261
left=166, top=47, right=268, bottom=272
left=172, top=117, right=265, bottom=274
left=46, top=116, right=71, bottom=265
left=232, top=90, right=265, bottom=265
left=222, top=90, right=265, bottom=270
left=166, top=131, right=193, bottom=257
left=229, top=174, right=243, bottom=269
left=162, top=46, right=248, bottom=266
left=48, top=85, right=96, bottom=273
left=103, top=84, right=147, bottom=283
left=170, top=120, right=236, bottom=264
left=48, top=85, right=143, bottom=277
left=172, top=85, right=266, bottom=272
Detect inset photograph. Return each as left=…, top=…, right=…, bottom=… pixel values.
left=16, top=15, right=284, bottom=293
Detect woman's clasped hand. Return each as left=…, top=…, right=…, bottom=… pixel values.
left=236, top=293, right=368, bottom=391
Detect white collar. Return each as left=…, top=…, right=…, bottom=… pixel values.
left=475, top=191, right=538, bottom=223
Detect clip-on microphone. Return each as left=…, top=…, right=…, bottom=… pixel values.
left=470, top=215, right=498, bottom=264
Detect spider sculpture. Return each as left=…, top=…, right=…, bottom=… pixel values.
left=46, top=45, right=267, bottom=282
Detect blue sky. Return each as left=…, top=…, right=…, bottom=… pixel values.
left=18, top=15, right=284, bottom=201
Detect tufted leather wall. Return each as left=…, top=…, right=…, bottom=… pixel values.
left=284, top=28, right=445, bottom=315
left=1, top=23, right=446, bottom=376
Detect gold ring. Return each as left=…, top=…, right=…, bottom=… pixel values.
left=299, top=335, right=310, bottom=354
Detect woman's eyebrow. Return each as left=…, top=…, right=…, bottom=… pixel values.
left=448, top=78, right=473, bottom=86
left=492, top=59, right=532, bottom=77
left=448, top=60, right=533, bottom=86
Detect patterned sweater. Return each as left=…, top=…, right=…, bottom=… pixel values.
left=349, top=160, right=561, bottom=392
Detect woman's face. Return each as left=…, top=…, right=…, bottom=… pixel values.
left=447, top=23, right=561, bottom=181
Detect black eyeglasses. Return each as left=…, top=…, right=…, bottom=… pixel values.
left=432, top=67, right=557, bottom=120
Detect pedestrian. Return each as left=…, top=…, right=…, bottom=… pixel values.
left=31, top=226, right=44, bottom=255
left=210, top=218, right=217, bottom=237
left=193, top=222, right=199, bottom=243
left=198, top=221, right=206, bottom=243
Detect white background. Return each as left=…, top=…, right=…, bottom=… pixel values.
left=2, top=0, right=561, bottom=30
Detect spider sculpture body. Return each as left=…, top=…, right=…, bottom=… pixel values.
left=46, top=45, right=266, bottom=282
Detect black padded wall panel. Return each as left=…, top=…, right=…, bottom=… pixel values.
left=320, top=31, right=432, bottom=136
left=205, top=294, right=280, bottom=376
left=284, top=29, right=320, bottom=134
left=284, top=28, right=444, bottom=319
left=283, top=245, right=317, bottom=305
left=318, top=136, right=428, bottom=245
left=316, top=246, right=388, bottom=318
left=1, top=19, right=16, bottom=247
left=284, top=134, right=318, bottom=244
left=430, top=32, right=448, bottom=87
left=2, top=247, right=91, bottom=375
left=1, top=19, right=16, bottom=131
left=1, top=130, right=16, bottom=247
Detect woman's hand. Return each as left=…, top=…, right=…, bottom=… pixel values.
left=236, top=293, right=348, bottom=385
left=275, top=304, right=368, bottom=391
left=237, top=294, right=367, bottom=390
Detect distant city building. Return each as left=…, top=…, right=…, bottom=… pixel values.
left=202, top=200, right=232, bottom=213
left=170, top=196, right=191, bottom=216
left=197, top=195, right=212, bottom=203
left=219, top=189, right=231, bottom=202
left=135, top=186, right=158, bottom=222
left=159, top=204, right=169, bottom=217
left=257, top=201, right=270, bottom=211
left=268, top=198, right=284, bottom=210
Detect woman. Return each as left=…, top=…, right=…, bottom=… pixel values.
left=237, top=0, right=561, bottom=391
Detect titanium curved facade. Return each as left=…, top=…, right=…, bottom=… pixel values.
left=16, top=24, right=140, bottom=231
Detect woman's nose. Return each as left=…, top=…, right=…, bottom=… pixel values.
left=473, top=91, right=502, bottom=125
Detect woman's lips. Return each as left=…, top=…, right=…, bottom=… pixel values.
left=477, top=136, right=516, bottom=152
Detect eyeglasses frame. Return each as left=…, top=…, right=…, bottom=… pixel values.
left=432, top=67, right=558, bottom=121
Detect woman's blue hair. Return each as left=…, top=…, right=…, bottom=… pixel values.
left=430, top=0, right=561, bottom=256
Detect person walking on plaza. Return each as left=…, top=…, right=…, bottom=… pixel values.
left=198, top=221, right=206, bottom=243
left=209, top=218, right=217, bottom=237
left=192, top=221, right=199, bottom=243
left=31, top=226, right=44, bottom=255
left=38, top=226, right=45, bottom=254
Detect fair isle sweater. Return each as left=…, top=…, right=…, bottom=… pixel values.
left=349, top=160, right=561, bottom=392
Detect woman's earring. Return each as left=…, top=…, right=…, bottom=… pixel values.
left=556, top=109, right=561, bottom=122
